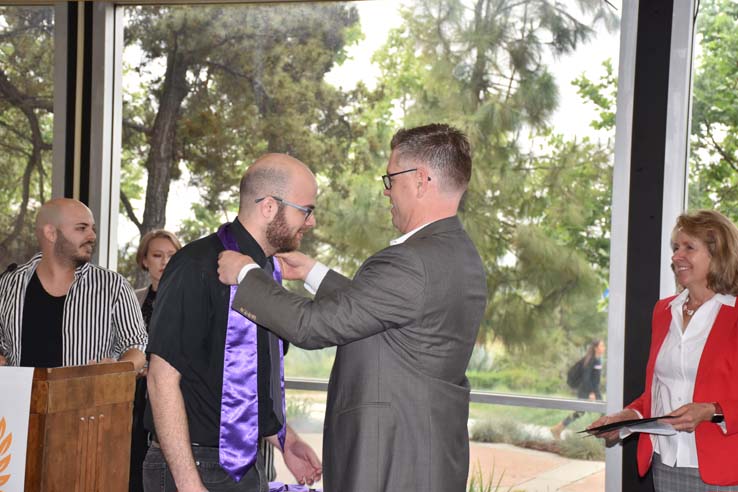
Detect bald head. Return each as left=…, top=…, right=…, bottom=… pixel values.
left=36, top=198, right=96, bottom=266
left=237, top=153, right=318, bottom=256
left=238, top=153, right=316, bottom=214
left=36, top=199, right=93, bottom=237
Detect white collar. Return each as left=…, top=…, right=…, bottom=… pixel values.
left=389, top=222, right=433, bottom=246
left=667, top=288, right=736, bottom=309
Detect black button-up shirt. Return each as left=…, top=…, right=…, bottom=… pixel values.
left=145, top=219, right=283, bottom=445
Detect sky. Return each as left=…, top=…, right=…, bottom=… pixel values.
left=324, top=0, right=621, bottom=138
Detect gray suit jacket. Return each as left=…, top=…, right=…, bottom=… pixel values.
left=233, top=216, right=487, bottom=492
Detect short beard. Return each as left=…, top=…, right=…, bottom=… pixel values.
left=265, top=207, right=302, bottom=254
left=55, top=229, right=94, bottom=267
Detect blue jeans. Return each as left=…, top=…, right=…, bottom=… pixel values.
left=142, top=443, right=268, bottom=492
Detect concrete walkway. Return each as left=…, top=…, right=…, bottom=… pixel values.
left=273, top=433, right=605, bottom=491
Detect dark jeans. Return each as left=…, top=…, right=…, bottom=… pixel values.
left=142, top=443, right=268, bottom=492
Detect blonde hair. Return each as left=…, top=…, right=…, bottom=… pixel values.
left=135, top=230, right=182, bottom=271
left=673, top=210, right=738, bottom=295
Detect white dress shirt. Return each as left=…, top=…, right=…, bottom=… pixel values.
left=301, top=222, right=433, bottom=293
left=651, top=289, right=735, bottom=468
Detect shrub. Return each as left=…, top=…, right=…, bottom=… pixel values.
left=558, top=432, right=606, bottom=461
left=471, top=418, right=531, bottom=444
left=470, top=415, right=605, bottom=462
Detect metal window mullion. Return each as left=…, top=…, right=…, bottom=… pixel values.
left=605, top=0, right=640, bottom=490
left=660, top=0, right=696, bottom=297
left=87, top=2, right=121, bottom=269
left=284, top=378, right=606, bottom=413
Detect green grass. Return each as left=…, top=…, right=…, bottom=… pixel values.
left=284, top=346, right=335, bottom=379
left=467, top=461, right=523, bottom=492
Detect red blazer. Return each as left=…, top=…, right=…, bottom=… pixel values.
left=626, top=296, right=738, bottom=486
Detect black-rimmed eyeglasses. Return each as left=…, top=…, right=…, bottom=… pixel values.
left=255, top=196, right=314, bottom=222
left=381, top=168, right=418, bottom=190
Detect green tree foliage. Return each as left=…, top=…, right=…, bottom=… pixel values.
left=353, top=0, right=617, bottom=350
left=688, top=0, right=738, bottom=219
left=0, top=7, right=53, bottom=269
left=119, top=4, right=360, bottom=284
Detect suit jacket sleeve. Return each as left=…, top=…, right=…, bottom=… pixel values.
left=232, top=246, right=425, bottom=349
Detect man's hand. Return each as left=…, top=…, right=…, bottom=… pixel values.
left=587, top=408, right=639, bottom=447
left=268, top=425, right=322, bottom=486
left=217, top=251, right=255, bottom=285
left=0, top=355, right=7, bottom=366
left=667, top=402, right=716, bottom=432
left=275, top=252, right=317, bottom=282
left=120, top=348, right=147, bottom=372
left=283, top=436, right=322, bottom=485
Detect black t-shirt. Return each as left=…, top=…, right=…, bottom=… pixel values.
left=20, top=271, right=65, bottom=368
left=144, top=219, right=283, bottom=445
left=140, top=285, right=156, bottom=328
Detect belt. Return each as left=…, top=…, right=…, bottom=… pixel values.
left=149, top=438, right=214, bottom=449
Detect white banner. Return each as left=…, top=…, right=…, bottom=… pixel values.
left=0, top=367, right=34, bottom=492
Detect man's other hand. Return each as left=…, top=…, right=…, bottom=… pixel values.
left=283, top=436, right=322, bottom=486
left=218, top=251, right=254, bottom=285
left=276, top=252, right=317, bottom=282
left=0, top=355, right=7, bottom=366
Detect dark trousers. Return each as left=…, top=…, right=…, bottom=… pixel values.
left=142, top=443, right=268, bottom=492
left=129, top=379, right=148, bottom=492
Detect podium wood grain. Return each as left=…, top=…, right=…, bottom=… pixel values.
left=25, top=362, right=135, bottom=492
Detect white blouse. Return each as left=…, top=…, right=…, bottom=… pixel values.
left=651, top=289, right=735, bottom=468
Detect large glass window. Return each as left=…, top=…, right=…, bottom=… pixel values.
left=117, top=1, right=618, bottom=486
left=688, top=0, right=738, bottom=221
left=118, top=0, right=619, bottom=388
left=0, top=6, right=54, bottom=270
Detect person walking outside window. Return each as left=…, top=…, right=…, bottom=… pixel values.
left=551, top=339, right=605, bottom=439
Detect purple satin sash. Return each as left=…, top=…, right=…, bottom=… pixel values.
left=217, top=223, right=286, bottom=482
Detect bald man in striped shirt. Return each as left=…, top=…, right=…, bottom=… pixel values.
left=0, top=198, right=146, bottom=370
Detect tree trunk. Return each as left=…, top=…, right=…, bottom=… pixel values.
left=0, top=68, right=47, bottom=262
left=139, top=41, right=191, bottom=237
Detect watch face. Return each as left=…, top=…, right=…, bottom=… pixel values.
left=712, top=414, right=725, bottom=424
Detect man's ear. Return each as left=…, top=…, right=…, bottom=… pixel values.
left=43, top=224, right=57, bottom=243
left=416, top=166, right=431, bottom=198
left=257, top=196, right=278, bottom=221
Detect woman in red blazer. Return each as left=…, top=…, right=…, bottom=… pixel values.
left=590, top=210, right=738, bottom=491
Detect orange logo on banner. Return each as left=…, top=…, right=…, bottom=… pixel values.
left=0, top=417, right=12, bottom=489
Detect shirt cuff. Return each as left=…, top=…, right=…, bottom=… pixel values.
left=304, top=262, right=329, bottom=295
left=237, top=263, right=261, bottom=284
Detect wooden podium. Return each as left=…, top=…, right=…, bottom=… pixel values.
left=24, top=362, right=136, bottom=492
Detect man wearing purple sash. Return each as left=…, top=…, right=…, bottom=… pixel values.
left=219, top=124, right=487, bottom=492
left=143, top=154, right=322, bottom=492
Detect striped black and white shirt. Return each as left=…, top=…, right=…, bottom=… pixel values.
left=0, top=253, right=147, bottom=366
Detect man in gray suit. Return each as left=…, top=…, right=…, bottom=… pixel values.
left=218, top=123, right=487, bottom=491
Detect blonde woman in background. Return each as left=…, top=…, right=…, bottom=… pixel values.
left=131, top=230, right=181, bottom=492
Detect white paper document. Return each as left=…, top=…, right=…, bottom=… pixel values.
left=619, top=420, right=677, bottom=439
